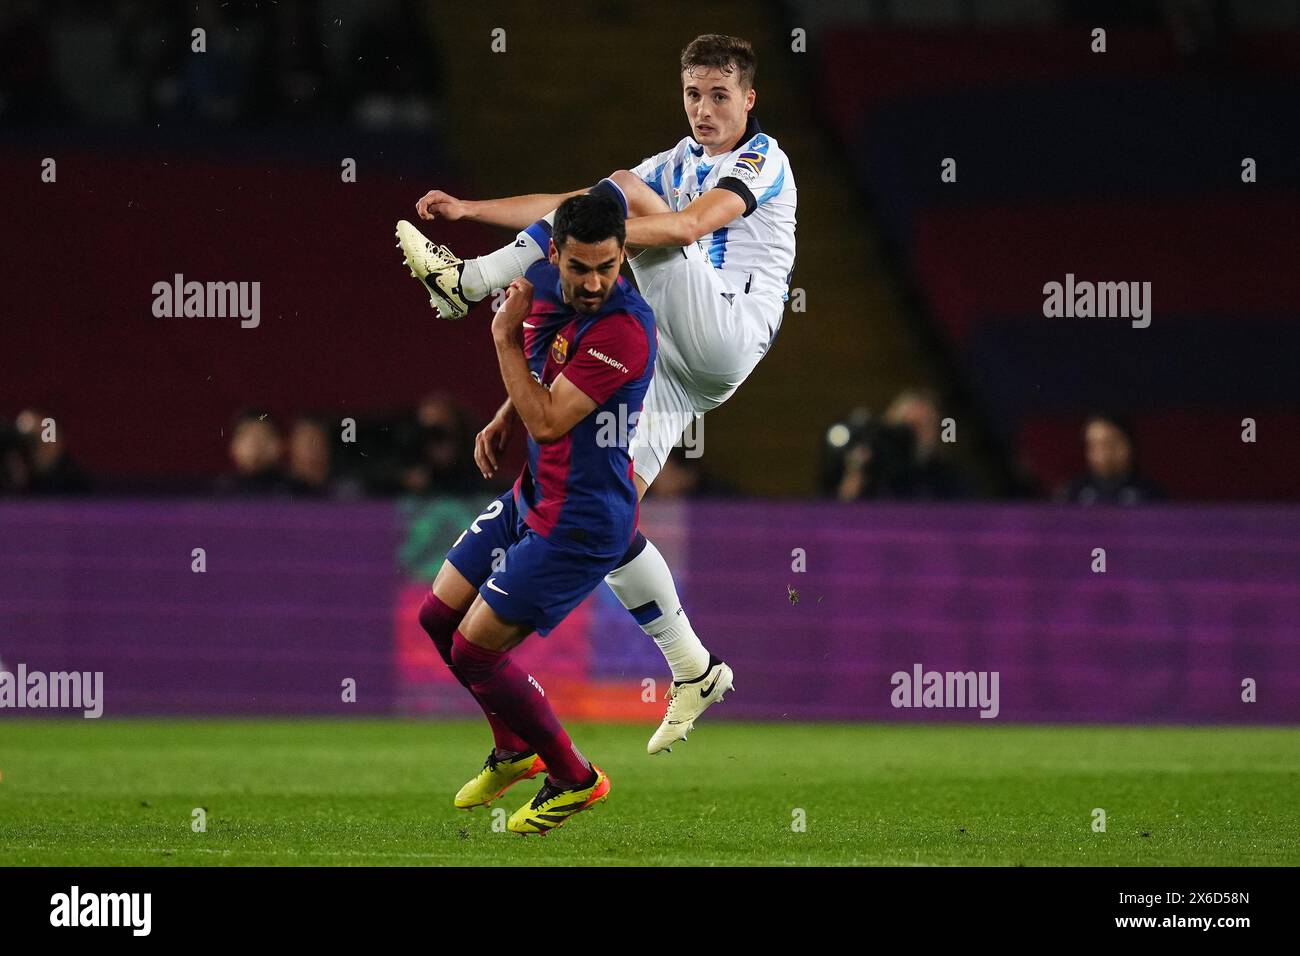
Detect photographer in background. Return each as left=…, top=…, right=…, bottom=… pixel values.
left=823, top=389, right=968, bottom=501
left=5, top=408, right=91, bottom=495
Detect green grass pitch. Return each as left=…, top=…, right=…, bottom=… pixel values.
left=1, top=720, right=1296, bottom=866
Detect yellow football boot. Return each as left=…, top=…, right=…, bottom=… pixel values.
left=454, top=750, right=546, bottom=810
left=507, top=766, right=611, bottom=835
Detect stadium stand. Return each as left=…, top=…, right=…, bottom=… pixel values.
left=797, top=4, right=1300, bottom=499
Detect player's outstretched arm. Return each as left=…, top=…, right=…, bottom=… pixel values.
left=491, top=280, right=596, bottom=443
left=416, top=188, right=587, bottom=231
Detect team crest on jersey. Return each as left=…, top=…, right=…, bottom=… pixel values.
left=551, top=334, right=569, bottom=365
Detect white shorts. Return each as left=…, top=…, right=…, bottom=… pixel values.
left=626, top=242, right=782, bottom=485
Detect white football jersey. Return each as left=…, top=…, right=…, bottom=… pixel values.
left=631, top=117, right=796, bottom=311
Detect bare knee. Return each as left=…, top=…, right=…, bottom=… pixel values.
left=431, top=560, right=477, bottom=613
left=460, top=599, right=529, bottom=653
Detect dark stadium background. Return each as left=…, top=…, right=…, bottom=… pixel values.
left=0, top=0, right=1297, bottom=870
left=5, top=0, right=1296, bottom=502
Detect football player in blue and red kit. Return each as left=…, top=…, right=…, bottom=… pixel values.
left=416, top=191, right=656, bottom=834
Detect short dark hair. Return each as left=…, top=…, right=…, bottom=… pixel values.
left=552, top=193, right=626, bottom=250
left=681, top=34, right=756, bottom=90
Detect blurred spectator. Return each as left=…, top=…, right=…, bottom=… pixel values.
left=286, top=415, right=364, bottom=498
left=287, top=416, right=331, bottom=496
left=215, top=409, right=291, bottom=496
left=646, top=447, right=738, bottom=499
left=9, top=408, right=91, bottom=495
left=1060, top=414, right=1166, bottom=505
left=397, top=393, right=479, bottom=496
left=825, top=389, right=968, bottom=501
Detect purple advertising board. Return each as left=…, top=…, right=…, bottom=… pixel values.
left=1, top=500, right=1296, bottom=724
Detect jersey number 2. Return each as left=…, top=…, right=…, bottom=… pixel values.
left=453, top=499, right=505, bottom=547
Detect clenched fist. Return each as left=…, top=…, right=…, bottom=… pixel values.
left=415, top=189, right=470, bottom=222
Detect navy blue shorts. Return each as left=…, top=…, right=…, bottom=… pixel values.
left=444, top=491, right=624, bottom=636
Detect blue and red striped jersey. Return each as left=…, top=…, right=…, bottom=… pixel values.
left=512, top=260, right=657, bottom=555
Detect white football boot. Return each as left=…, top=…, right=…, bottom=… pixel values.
left=647, top=659, right=735, bottom=755
left=395, top=219, right=471, bottom=319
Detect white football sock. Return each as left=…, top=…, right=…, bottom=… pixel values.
left=460, top=212, right=555, bottom=301
left=604, top=539, right=710, bottom=683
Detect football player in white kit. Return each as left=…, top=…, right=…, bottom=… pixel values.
left=396, top=34, right=796, bottom=757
